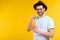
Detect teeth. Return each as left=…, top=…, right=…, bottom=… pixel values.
left=39, top=13, right=42, bottom=14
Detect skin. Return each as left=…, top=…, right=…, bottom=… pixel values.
left=27, top=5, right=54, bottom=38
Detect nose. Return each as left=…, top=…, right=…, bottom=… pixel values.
left=38, top=10, right=42, bottom=12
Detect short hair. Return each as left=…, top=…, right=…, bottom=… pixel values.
left=33, top=1, right=47, bottom=11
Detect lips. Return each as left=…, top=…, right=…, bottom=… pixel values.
left=38, top=12, right=43, bottom=16
left=39, top=12, right=43, bottom=14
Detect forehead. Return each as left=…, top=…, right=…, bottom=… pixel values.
left=36, top=5, right=43, bottom=9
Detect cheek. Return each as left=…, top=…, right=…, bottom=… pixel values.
left=37, top=10, right=42, bottom=12
left=36, top=10, right=39, bottom=12
left=42, top=10, right=44, bottom=12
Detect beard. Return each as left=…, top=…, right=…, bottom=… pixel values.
left=37, top=12, right=44, bottom=16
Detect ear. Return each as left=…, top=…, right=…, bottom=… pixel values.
left=43, top=8, right=45, bottom=11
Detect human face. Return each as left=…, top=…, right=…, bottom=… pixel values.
left=36, top=5, right=45, bottom=16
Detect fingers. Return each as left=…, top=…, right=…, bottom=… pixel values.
left=32, top=27, right=38, bottom=33
left=31, top=15, right=36, bottom=20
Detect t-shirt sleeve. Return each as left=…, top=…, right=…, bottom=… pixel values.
left=47, top=18, right=55, bottom=30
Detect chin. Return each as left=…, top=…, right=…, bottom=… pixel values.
left=39, top=14, right=43, bottom=16
left=38, top=13, right=43, bottom=16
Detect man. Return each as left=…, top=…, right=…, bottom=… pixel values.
left=27, top=1, right=54, bottom=40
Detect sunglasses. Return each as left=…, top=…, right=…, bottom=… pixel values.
left=36, top=8, right=43, bottom=10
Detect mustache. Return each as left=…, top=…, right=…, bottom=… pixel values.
left=38, top=12, right=43, bottom=13
left=37, top=12, right=44, bottom=15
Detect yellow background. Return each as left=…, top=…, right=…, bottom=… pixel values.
left=0, top=0, right=60, bottom=40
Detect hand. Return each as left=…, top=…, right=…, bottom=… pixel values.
left=31, top=15, right=36, bottom=21
left=32, top=27, right=39, bottom=33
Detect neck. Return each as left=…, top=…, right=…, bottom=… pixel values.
left=39, top=14, right=46, bottom=18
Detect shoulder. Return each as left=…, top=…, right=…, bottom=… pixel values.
left=46, top=16, right=53, bottom=21
left=36, top=16, right=39, bottom=20
left=46, top=16, right=54, bottom=23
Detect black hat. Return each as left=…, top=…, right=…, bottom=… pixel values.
left=33, top=1, right=47, bottom=11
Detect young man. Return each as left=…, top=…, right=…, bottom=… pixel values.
left=27, top=1, right=54, bottom=40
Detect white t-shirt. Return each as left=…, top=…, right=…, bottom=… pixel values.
left=34, top=16, right=54, bottom=40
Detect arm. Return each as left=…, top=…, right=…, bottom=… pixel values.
left=33, top=27, right=54, bottom=38
left=27, top=20, right=32, bottom=32
left=27, top=15, right=36, bottom=32
left=38, top=28, right=54, bottom=38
